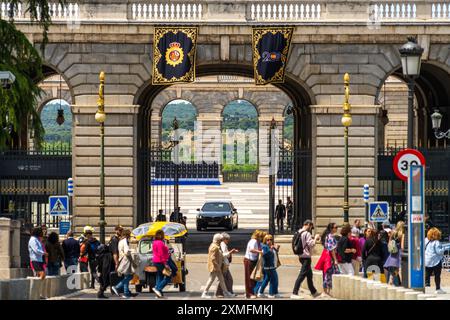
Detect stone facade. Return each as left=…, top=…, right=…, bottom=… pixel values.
left=13, top=1, right=450, bottom=232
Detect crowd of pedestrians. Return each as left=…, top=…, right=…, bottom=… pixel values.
left=27, top=216, right=450, bottom=299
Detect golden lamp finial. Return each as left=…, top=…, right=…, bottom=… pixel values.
left=342, top=73, right=352, bottom=127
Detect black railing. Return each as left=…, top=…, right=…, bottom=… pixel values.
left=0, top=147, right=72, bottom=227
left=377, top=147, right=450, bottom=239
left=223, top=171, right=258, bottom=182
left=153, top=161, right=219, bottom=180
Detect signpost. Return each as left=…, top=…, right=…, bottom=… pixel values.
left=393, top=149, right=426, bottom=181
left=59, top=221, right=71, bottom=235
left=363, top=184, right=369, bottom=225
left=368, top=201, right=389, bottom=223
left=49, top=196, right=70, bottom=216
left=408, top=164, right=425, bottom=290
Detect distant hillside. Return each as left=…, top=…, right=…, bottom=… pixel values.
left=40, top=100, right=72, bottom=144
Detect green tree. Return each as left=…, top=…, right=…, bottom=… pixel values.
left=0, top=1, right=62, bottom=149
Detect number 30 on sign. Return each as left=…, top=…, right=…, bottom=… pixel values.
left=393, top=149, right=426, bottom=181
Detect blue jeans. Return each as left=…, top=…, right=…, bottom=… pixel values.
left=47, top=262, right=61, bottom=276
left=155, top=263, right=172, bottom=292
left=115, top=274, right=133, bottom=297
left=167, top=258, right=178, bottom=277
left=64, top=257, right=78, bottom=273
left=257, top=269, right=278, bottom=295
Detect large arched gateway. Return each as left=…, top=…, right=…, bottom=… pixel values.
left=135, top=65, right=314, bottom=232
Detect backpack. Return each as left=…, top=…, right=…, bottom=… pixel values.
left=292, top=230, right=306, bottom=255
left=388, top=239, right=398, bottom=254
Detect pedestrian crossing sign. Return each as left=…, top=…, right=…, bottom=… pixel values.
left=368, top=201, right=389, bottom=222
left=49, top=196, right=69, bottom=216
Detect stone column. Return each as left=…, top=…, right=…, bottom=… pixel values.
left=71, top=104, right=139, bottom=236
left=0, top=218, right=22, bottom=279
left=258, top=115, right=283, bottom=184
left=311, top=105, right=379, bottom=230
left=196, top=111, right=222, bottom=168
left=150, top=114, right=161, bottom=146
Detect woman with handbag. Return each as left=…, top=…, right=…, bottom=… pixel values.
left=202, top=233, right=234, bottom=298
left=152, top=229, right=172, bottom=298
left=256, top=234, right=281, bottom=298
left=362, top=229, right=383, bottom=280
left=112, top=229, right=134, bottom=299
left=244, top=230, right=266, bottom=299
left=216, top=232, right=238, bottom=297
left=315, top=223, right=340, bottom=297
left=384, top=221, right=405, bottom=286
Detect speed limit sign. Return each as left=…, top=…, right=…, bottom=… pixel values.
left=393, top=149, right=426, bottom=181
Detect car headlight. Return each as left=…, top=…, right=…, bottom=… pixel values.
left=225, top=215, right=231, bottom=219
left=197, top=215, right=203, bottom=219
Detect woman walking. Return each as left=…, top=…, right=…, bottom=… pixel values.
left=315, top=223, right=339, bottom=297
left=112, top=229, right=134, bottom=299
left=362, top=229, right=383, bottom=279
left=45, top=232, right=65, bottom=276
left=425, top=227, right=450, bottom=294
left=244, top=230, right=265, bottom=299
left=28, top=227, right=48, bottom=280
left=152, top=229, right=172, bottom=298
left=216, top=233, right=238, bottom=297
left=337, top=224, right=356, bottom=275
left=256, top=234, right=281, bottom=298
left=202, top=233, right=233, bottom=298
left=384, top=221, right=405, bottom=286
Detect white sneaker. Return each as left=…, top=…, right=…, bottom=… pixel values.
left=152, top=288, right=162, bottom=298
left=201, top=292, right=212, bottom=299
left=111, top=286, right=120, bottom=297
left=435, top=289, right=447, bottom=294
left=290, top=294, right=303, bottom=299
left=274, top=294, right=282, bottom=298
left=267, top=294, right=276, bottom=298
left=257, top=293, right=266, bottom=298
left=224, top=292, right=234, bottom=298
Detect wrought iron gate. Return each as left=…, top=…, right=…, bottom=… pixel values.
left=378, top=147, right=450, bottom=240
left=0, top=148, right=72, bottom=228
left=270, top=146, right=312, bottom=235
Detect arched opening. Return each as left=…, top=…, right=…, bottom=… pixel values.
left=160, top=99, right=198, bottom=161
left=376, top=62, right=450, bottom=238
left=222, top=100, right=259, bottom=182
left=38, top=99, right=72, bottom=149
left=135, top=64, right=314, bottom=231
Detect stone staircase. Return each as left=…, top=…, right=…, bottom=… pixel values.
left=179, top=183, right=271, bottom=230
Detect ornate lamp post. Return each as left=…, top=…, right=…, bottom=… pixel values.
left=95, top=72, right=106, bottom=244
left=341, top=73, right=352, bottom=223
left=172, top=117, right=180, bottom=214
left=430, top=109, right=450, bottom=139
left=269, top=117, right=276, bottom=235
left=399, top=37, right=423, bottom=148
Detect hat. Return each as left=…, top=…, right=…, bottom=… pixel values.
left=83, top=225, right=94, bottom=233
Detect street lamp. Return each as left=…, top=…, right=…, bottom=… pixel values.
left=95, top=71, right=106, bottom=244
left=341, top=73, right=352, bottom=223
left=269, top=117, right=276, bottom=235
left=399, top=36, right=423, bottom=148
left=171, top=117, right=180, bottom=214
left=430, top=109, right=450, bottom=139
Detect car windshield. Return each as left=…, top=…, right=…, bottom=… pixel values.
left=202, top=202, right=231, bottom=212
left=139, top=240, right=153, bottom=254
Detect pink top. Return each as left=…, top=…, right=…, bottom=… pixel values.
left=152, top=239, right=169, bottom=264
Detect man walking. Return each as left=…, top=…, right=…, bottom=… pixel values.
left=286, top=197, right=293, bottom=231
left=291, top=220, right=321, bottom=299
left=62, top=231, right=80, bottom=273
left=275, top=199, right=286, bottom=233
left=109, top=226, right=123, bottom=270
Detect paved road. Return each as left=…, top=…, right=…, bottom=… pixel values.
left=66, top=262, right=334, bottom=300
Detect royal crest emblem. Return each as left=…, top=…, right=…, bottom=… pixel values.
left=165, top=42, right=184, bottom=67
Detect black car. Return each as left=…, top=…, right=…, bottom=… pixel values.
left=196, top=201, right=239, bottom=231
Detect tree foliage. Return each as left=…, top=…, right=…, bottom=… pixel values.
left=0, top=1, right=62, bottom=149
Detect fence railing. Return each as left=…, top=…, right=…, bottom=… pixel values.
left=3, top=1, right=450, bottom=23
left=0, top=2, right=79, bottom=20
